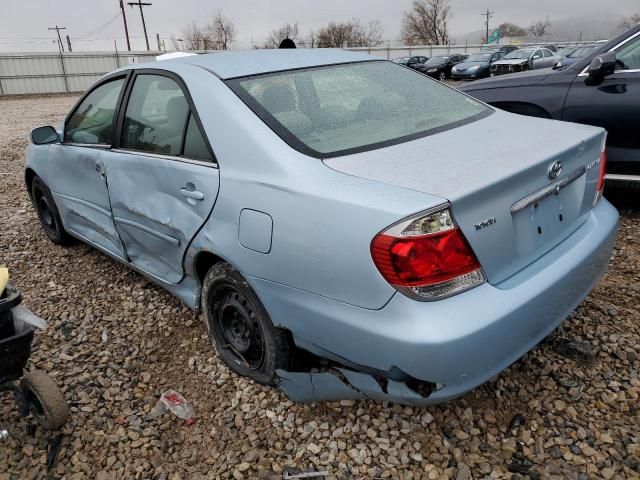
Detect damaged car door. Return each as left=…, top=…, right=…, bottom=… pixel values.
left=52, top=76, right=127, bottom=257
left=106, top=71, right=219, bottom=284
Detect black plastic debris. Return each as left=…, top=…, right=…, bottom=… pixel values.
left=507, top=413, right=526, bottom=432
left=548, top=336, right=600, bottom=363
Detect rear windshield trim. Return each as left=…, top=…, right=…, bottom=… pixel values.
left=226, top=61, right=494, bottom=159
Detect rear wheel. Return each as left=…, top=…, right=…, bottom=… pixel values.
left=20, top=370, right=69, bottom=430
left=201, top=263, right=291, bottom=385
left=31, top=176, right=71, bottom=245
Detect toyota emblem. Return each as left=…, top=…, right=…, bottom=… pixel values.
left=548, top=161, right=562, bottom=180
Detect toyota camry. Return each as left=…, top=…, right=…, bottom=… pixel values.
left=25, top=49, right=618, bottom=405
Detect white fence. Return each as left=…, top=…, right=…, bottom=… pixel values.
left=0, top=42, right=595, bottom=96
left=0, top=51, right=159, bottom=95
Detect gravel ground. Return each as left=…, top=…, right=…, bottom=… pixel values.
left=0, top=94, right=639, bottom=480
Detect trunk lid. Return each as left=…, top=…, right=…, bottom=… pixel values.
left=323, top=110, right=605, bottom=285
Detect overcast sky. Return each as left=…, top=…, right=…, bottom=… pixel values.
left=1, top=0, right=638, bottom=51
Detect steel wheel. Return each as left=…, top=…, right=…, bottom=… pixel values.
left=201, top=262, right=291, bottom=385
left=31, top=176, right=71, bottom=245
left=214, top=288, right=265, bottom=371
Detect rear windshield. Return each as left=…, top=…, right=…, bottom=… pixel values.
left=227, top=61, right=490, bottom=158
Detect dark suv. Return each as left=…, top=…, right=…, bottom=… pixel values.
left=461, top=26, right=640, bottom=181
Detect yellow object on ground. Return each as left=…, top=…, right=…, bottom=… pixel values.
left=0, top=268, right=8, bottom=295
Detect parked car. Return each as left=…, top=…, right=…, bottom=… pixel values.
left=461, top=25, right=640, bottom=180
left=556, top=45, right=579, bottom=58
left=543, top=44, right=559, bottom=53
left=392, top=56, right=428, bottom=69
left=557, top=44, right=602, bottom=67
left=25, top=49, right=617, bottom=405
left=491, top=47, right=560, bottom=75
left=414, top=54, right=467, bottom=80
left=451, top=51, right=505, bottom=80
left=481, top=45, right=519, bottom=55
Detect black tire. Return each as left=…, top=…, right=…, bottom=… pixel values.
left=439, top=71, right=447, bottom=81
left=31, top=176, right=71, bottom=245
left=20, top=370, right=69, bottom=430
left=201, top=262, right=291, bottom=385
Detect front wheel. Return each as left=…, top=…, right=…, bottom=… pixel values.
left=201, top=263, right=291, bottom=385
left=31, top=176, right=71, bottom=245
left=20, top=370, right=69, bottom=430
left=439, top=71, right=447, bottom=81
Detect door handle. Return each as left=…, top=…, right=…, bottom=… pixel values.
left=180, top=187, right=204, bottom=201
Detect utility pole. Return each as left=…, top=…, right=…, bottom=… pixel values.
left=156, top=33, right=161, bottom=51
left=481, top=9, right=494, bottom=44
left=66, top=35, right=72, bottom=52
left=128, top=0, right=152, bottom=51
left=119, top=0, right=131, bottom=51
left=48, top=25, right=66, bottom=52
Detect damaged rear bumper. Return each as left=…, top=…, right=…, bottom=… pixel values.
left=251, top=200, right=618, bottom=405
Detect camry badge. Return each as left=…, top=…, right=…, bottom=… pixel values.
left=548, top=161, right=562, bottom=180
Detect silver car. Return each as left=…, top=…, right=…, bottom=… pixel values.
left=491, top=47, right=560, bottom=75
left=25, top=49, right=618, bottom=405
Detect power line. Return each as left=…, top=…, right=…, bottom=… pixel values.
left=481, top=9, right=494, bottom=43
left=48, top=25, right=67, bottom=53
left=128, top=0, right=152, bottom=51
left=74, top=12, right=122, bottom=40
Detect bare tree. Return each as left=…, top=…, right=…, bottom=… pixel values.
left=497, top=22, right=527, bottom=37
left=263, top=22, right=300, bottom=48
left=618, top=13, right=640, bottom=31
left=528, top=17, right=551, bottom=38
left=305, top=30, right=316, bottom=48
left=207, top=12, right=237, bottom=50
left=401, top=0, right=451, bottom=46
left=358, top=20, right=384, bottom=47
left=316, top=19, right=385, bottom=48
left=182, top=21, right=210, bottom=50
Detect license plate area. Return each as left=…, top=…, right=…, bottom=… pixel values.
left=512, top=167, right=586, bottom=254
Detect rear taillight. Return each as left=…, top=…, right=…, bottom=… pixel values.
left=594, top=137, right=607, bottom=205
left=371, top=206, right=485, bottom=301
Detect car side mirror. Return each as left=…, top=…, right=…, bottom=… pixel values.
left=588, top=52, right=616, bottom=80
left=30, top=126, right=59, bottom=145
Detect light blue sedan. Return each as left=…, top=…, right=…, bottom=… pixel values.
left=25, top=49, right=618, bottom=405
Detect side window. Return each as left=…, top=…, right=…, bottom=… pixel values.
left=183, top=114, right=212, bottom=161
left=615, top=35, right=640, bottom=71
left=543, top=49, right=552, bottom=58
left=65, top=78, right=124, bottom=144
left=533, top=50, right=542, bottom=59
left=121, top=74, right=189, bottom=156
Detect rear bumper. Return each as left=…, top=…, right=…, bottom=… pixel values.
left=251, top=199, right=618, bottom=405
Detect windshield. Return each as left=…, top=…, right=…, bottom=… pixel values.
left=558, top=47, right=577, bottom=57
left=466, top=53, right=492, bottom=62
left=228, top=61, right=491, bottom=157
left=393, top=57, right=410, bottom=64
left=568, top=46, right=598, bottom=58
left=425, top=56, right=448, bottom=66
left=504, top=50, right=532, bottom=59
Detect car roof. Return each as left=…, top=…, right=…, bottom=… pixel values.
left=132, top=48, right=378, bottom=80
